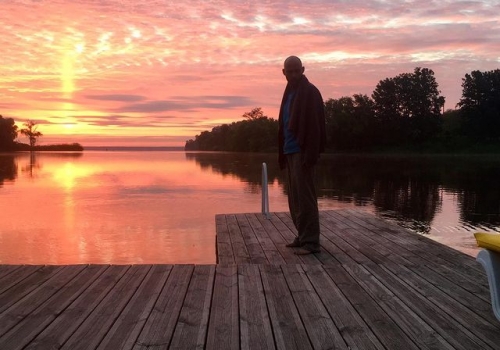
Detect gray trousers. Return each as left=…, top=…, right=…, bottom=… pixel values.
left=285, top=153, right=320, bottom=248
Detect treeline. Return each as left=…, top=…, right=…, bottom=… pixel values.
left=185, top=108, right=279, bottom=152
left=0, top=117, right=83, bottom=151
left=185, top=67, right=500, bottom=153
left=14, top=143, right=84, bottom=151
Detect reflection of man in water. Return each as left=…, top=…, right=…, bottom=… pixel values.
left=278, top=56, right=326, bottom=255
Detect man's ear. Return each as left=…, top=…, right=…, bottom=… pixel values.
left=301, top=67, right=305, bottom=74
left=282, top=68, right=286, bottom=76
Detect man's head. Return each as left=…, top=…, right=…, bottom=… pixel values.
left=282, top=56, right=305, bottom=87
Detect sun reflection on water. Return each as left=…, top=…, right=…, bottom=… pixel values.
left=52, top=162, right=96, bottom=191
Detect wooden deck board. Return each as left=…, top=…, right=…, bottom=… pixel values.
left=1, top=209, right=498, bottom=350
left=0, top=265, right=85, bottom=337
left=372, top=262, right=500, bottom=349
left=238, top=264, right=275, bottom=350
left=64, top=265, right=152, bottom=350
left=215, top=215, right=234, bottom=264
left=0, top=266, right=62, bottom=313
left=280, top=264, right=347, bottom=350
left=259, top=264, right=312, bottom=350
left=302, top=264, right=386, bottom=350
left=170, top=265, right=214, bottom=349
left=133, top=265, right=193, bottom=350
left=23, top=265, right=128, bottom=350
left=320, top=264, right=420, bottom=350
left=97, top=265, right=174, bottom=350
left=206, top=265, right=238, bottom=350
left=0, top=265, right=22, bottom=280
left=340, top=209, right=485, bottom=276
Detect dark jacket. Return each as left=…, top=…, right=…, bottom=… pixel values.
left=278, top=75, right=326, bottom=170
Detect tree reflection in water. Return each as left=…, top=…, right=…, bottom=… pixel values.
left=21, top=152, right=41, bottom=178
left=187, top=152, right=500, bottom=234
left=1, top=151, right=84, bottom=183
left=0, top=154, right=17, bottom=187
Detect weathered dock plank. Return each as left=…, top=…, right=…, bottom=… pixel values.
left=215, top=215, right=234, bottom=264
left=133, top=264, right=194, bottom=350
left=321, top=264, right=420, bottom=350
left=206, top=265, right=238, bottom=350
left=0, top=265, right=23, bottom=280
left=97, top=265, right=174, bottom=350
left=238, top=264, right=275, bottom=350
left=64, top=265, right=152, bottom=350
left=23, top=265, right=128, bottom=350
left=280, top=264, right=347, bottom=350
left=259, top=264, right=312, bottom=350
left=302, top=264, right=386, bottom=350
left=0, top=265, right=86, bottom=338
left=170, top=265, right=214, bottom=349
left=0, top=265, right=63, bottom=313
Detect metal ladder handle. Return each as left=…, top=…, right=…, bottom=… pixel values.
left=261, top=162, right=271, bottom=219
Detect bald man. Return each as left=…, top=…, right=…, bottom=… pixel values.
left=278, top=56, right=326, bottom=255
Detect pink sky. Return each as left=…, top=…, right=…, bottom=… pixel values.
left=1, top=0, right=499, bottom=147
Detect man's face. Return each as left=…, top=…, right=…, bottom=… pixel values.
left=282, top=60, right=304, bottom=87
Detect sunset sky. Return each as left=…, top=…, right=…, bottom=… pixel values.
left=1, top=0, right=499, bottom=147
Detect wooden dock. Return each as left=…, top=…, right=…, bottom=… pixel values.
left=0, top=209, right=499, bottom=349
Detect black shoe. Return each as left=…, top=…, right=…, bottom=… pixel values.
left=286, top=239, right=302, bottom=248
left=294, top=244, right=321, bottom=255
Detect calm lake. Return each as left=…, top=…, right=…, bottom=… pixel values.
left=1, top=150, right=499, bottom=264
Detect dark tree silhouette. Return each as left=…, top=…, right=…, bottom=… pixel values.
left=457, top=69, right=500, bottom=140
left=20, top=120, right=43, bottom=148
left=0, top=115, right=18, bottom=151
left=243, top=107, right=265, bottom=120
left=324, top=94, right=375, bottom=150
left=372, top=67, right=445, bottom=145
left=185, top=108, right=278, bottom=152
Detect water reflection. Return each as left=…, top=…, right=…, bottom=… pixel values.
left=452, top=158, right=500, bottom=227
left=317, top=155, right=444, bottom=234
left=1, top=152, right=84, bottom=181
left=187, top=153, right=500, bottom=234
left=2, top=151, right=499, bottom=264
left=0, top=154, right=17, bottom=186
left=185, top=152, right=283, bottom=194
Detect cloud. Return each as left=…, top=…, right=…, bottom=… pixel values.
left=116, top=96, right=254, bottom=113
left=85, top=94, right=147, bottom=102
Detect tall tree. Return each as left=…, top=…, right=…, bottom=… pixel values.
left=372, top=67, right=444, bottom=145
left=457, top=69, right=500, bottom=140
left=324, top=94, right=375, bottom=150
left=0, top=115, right=18, bottom=151
left=20, top=120, right=43, bottom=148
left=242, top=107, right=265, bottom=120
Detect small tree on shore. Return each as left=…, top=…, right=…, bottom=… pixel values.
left=20, top=120, right=43, bottom=148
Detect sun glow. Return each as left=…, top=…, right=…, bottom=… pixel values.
left=53, top=163, right=97, bottom=191
left=61, top=54, right=75, bottom=97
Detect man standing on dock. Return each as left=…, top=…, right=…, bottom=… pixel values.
left=278, top=55, right=326, bottom=255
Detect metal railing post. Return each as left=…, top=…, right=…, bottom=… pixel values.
left=262, top=162, right=271, bottom=219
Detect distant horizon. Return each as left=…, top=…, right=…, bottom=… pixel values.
left=83, top=145, right=185, bottom=150
left=34, top=135, right=191, bottom=148
left=15, top=141, right=186, bottom=150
